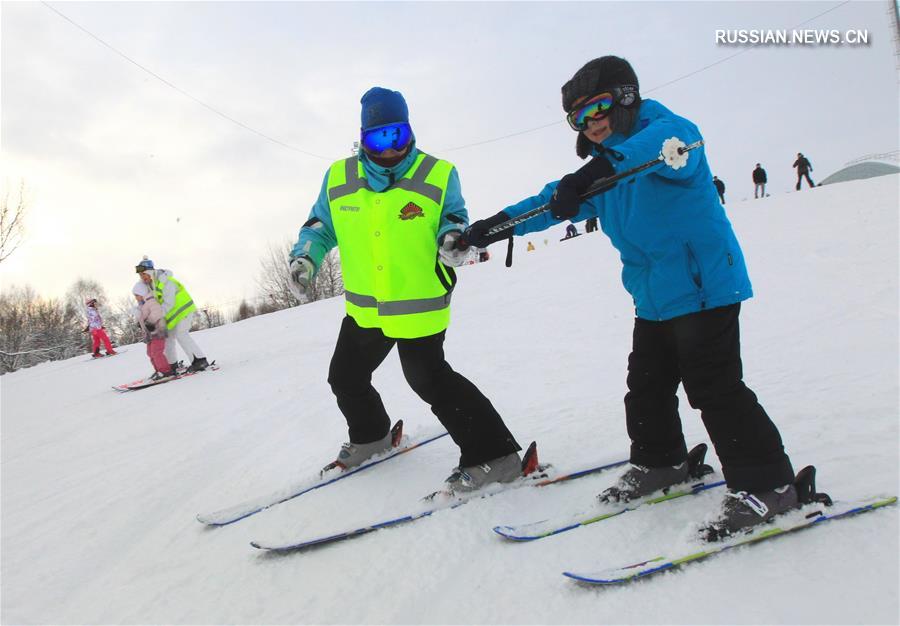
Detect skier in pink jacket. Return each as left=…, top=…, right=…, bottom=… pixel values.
left=132, top=282, right=174, bottom=380
left=84, top=298, right=116, bottom=358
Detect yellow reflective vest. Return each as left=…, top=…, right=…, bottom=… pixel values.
left=327, top=152, right=456, bottom=339
left=153, top=274, right=196, bottom=330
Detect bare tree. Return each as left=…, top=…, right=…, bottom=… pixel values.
left=66, top=278, right=108, bottom=317
left=233, top=299, right=257, bottom=322
left=312, top=249, right=344, bottom=301
left=0, top=286, right=83, bottom=373
left=256, top=241, right=344, bottom=312
left=107, top=295, right=142, bottom=346
left=194, top=306, right=225, bottom=329
left=256, top=241, right=302, bottom=310
left=0, top=179, right=28, bottom=264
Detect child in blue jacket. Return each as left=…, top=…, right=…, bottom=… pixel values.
left=464, top=56, right=807, bottom=540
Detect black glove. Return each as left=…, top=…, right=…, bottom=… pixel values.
left=549, top=156, right=616, bottom=220
left=459, top=211, right=511, bottom=249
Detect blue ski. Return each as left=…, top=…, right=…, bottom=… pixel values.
left=563, top=495, right=898, bottom=585
left=494, top=478, right=726, bottom=541
left=250, top=451, right=631, bottom=553
left=495, top=442, right=723, bottom=541
left=197, top=422, right=448, bottom=526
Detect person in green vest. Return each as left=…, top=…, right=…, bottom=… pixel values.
left=136, top=256, right=210, bottom=373
left=289, top=87, right=525, bottom=493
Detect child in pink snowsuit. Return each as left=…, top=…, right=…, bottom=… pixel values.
left=84, top=299, right=116, bottom=357
left=132, top=282, right=173, bottom=379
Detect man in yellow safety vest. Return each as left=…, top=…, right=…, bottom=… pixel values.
left=289, top=87, right=526, bottom=493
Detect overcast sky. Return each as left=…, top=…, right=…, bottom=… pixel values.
left=2, top=1, right=897, bottom=312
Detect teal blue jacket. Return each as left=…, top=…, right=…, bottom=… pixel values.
left=503, top=99, right=753, bottom=321
left=291, top=142, right=467, bottom=268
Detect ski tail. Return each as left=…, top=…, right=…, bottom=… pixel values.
left=521, top=441, right=540, bottom=476
left=390, top=419, right=404, bottom=447
left=794, top=465, right=833, bottom=506
left=686, top=443, right=714, bottom=479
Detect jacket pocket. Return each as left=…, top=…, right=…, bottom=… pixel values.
left=684, top=242, right=703, bottom=289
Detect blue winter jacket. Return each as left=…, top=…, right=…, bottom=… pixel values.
left=290, top=141, right=468, bottom=268
left=504, top=99, right=753, bottom=321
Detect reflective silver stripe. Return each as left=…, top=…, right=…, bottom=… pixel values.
left=328, top=158, right=371, bottom=200
left=165, top=299, right=195, bottom=323
left=328, top=154, right=445, bottom=204
left=393, top=154, right=444, bottom=204
left=345, top=291, right=452, bottom=315
left=377, top=293, right=451, bottom=316
left=345, top=291, right=377, bottom=308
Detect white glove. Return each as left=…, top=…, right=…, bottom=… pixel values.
left=438, top=231, right=469, bottom=267
left=288, top=256, right=315, bottom=299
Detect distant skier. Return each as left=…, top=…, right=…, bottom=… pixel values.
left=132, top=281, right=174, bottom=380
left=135, top=257, right=209, bottom=373
left=563, top=223, right=579, bottom=239
left=752, top=163, right=767, bottom=198
left=585, top=216, right=599, bottom=232
left=288, top=87, right=524, bottom=493
left=462, top=56, right=805, bottom=540
left=793, top=153, right=815, bottom=190
left=712, top=176, right=726, bottom=204
left=83, top=298, right=116, bottom=358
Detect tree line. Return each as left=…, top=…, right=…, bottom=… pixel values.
left=0, top=243, right=343, bottom=374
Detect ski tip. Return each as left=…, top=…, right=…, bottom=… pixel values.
left=197, top=513, right=222, bottom=525
left=562, top=571, right=600, bottom=584
left=492, top=525, right=534, bottom=541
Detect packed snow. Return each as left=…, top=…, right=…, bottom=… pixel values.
left=2, top=175, right=898, bottom=625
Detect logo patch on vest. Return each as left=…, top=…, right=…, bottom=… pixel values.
left=399, top=202, right=425, bottom=220
left=340, top=205, right=360, bottom=212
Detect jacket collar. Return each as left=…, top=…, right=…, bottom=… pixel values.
left=358, top=142, right=419, bottom=192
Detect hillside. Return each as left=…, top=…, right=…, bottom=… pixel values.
left=2, top=176, right=898, bottom=625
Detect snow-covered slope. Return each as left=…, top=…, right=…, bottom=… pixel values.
left=2, top=176, right=898, bottom=625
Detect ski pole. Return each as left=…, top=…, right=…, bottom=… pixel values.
left=483, top=138, right=704, bottom=237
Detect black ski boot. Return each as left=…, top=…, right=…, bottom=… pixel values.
left=702, top=465, right=832, bottom=542
left=188, top=357, right=209, bottom=373
left=599, top=443, right=714, bottom=504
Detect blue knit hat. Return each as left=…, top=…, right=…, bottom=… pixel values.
left=360, top=87, right=409, bottom=131
left=135, top=255, right=154, bottom=273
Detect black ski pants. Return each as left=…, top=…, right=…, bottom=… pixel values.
left=796, top=171, right=815, bottom=190
left=624, top=303, right=794, bottom=492
left=327, top=316, right=521, bottom=468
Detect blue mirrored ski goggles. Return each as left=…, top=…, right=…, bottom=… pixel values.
left=360, top=122, right=413, bottom=154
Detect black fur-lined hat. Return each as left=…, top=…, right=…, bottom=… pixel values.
left=562, top=56, right=641, bottom=158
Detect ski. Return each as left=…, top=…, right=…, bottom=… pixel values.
left=494, top=443, right=721, bottom=541
left=113, top=362, right=217, bottom=392
left=249, top=446, right=630, bottom=553
left=197, top=421, right=449, bottom=526
left=494, top=478, right=726, bottom=542
left=562, top=495, right=897, bottom=585
left=86, top=349, right=126, bottom=362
